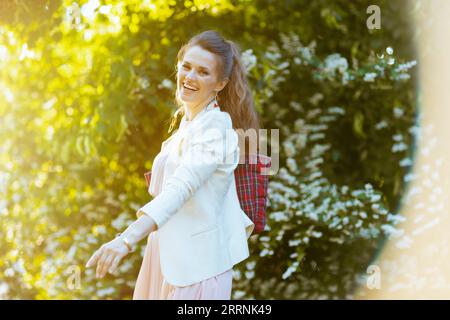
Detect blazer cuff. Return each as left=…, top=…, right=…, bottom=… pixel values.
left=137, top=206, right=163, bottom=230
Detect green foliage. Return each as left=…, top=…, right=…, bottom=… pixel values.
left=0, top=0, right=416, bottom=299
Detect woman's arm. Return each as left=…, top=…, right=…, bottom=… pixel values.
left=137, top=111, right=235, bottom=230
left=85, top=111, right=235, bottom=279
left=120, top=213, right=157, bottom=247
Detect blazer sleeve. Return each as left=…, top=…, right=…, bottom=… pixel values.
left=137, top=111, right=235, bottom=229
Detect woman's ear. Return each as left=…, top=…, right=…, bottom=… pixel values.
left=216, top=77, right=229, bottom=92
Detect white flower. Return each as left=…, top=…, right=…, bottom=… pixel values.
left=99, top=5, right=112, bottom=15
left=81, top=0, right=100, bottom=21
left=259, top=248, right=270, bottom=257
left=289, top=101, right=303, bottom=111
left=387, top=214, right=406, bottom=224
left=138, top=77, right=150, bottom=89
left=286, top=158, right=298, bottom=173
left=393, top=106, right=404, bottom=118
left=375, top=120, right=388, bottom=130
left=381, top=224, right=404, bottom=238
left=94, top=225, right=106, bottom=235
left=392, top=142, right=408, bottom=152
left=233, top=290, right=246, bottom=299
left=299, top=47, right=312, bottom=61
left=111, top=213, right=127, bottom=230
left=280, top=32, right=302, bottom=55
left=19, top=43, right=37, bottom=61
left=270, top=211, right=289, bottom=222
left=242, top=49, right=257, bottom=73
left=374, top=64, right=385, bottom=76
left=283, top=141, right=296, bottom=157
left=13, top=259, right=26, bottom=274
left=119, top=260, right=133, bottom=272
left=363, top=72, right=377, bottom=82
left=396, top=73, right=411, bottom=80
left=306, top=106, right=323, bottom=119
left=324, top=53, right=348, bottom=74
left=386, top=46, right=394, bottom=55
left=309, top=132, right=325, bottom=141
left=328, top=106, right=345, bottom=115
left=289, top=239, right=302, bottom=246
left=293, top=117, right=305, bottom=130
left=400, top=157, right=412, bottom=167
left=370, top=194, right=381, bottom=202
left=159, top=78, right=173, bottom=90
left=278, top=61, right=289, bottom=70
left=341, top=71, right=351, bottom=85
left=395, top=60, right=417, bottom=72
left=265, top=50, right=282, bottom=61
left=266, top=69, right=276, bottom=77
left=4, top=268, right=14, bottom=277
left=365, top=183, right=373, bottom=190
left=246, top=261, right=256, bottom=270
left=311, top=231, right=322, bottom=238
left=282, top=261, right=299, bottom=279
left=232, top=269, right=241, bottom=280
left=97, top=287, right=115, bottom=297
left=295, top=134, right=307, bottom=149
left=341, top=185, right=349, bottom=194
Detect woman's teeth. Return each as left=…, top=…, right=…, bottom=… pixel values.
left=183, top=84, right=198, bottom=91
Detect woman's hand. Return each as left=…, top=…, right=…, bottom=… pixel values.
left=85, top=236, right=130, bottom=278
left=85, top=214, right=157, bottom=279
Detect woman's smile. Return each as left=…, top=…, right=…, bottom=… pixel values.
left=182, top=82, right=199, bottom=94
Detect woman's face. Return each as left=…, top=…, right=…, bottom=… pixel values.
left=177, top=45, right=227, bottom=107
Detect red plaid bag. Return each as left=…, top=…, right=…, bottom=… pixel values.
left=234, top=153, right=271, bottom=234
left=143, top=153, right=271, bottom=235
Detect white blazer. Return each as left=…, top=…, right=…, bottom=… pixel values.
left=137, top=101, right=255, bottom=287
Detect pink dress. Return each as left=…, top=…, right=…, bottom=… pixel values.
left=133, top=116, right=233, bottom=300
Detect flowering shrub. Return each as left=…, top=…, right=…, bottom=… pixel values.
left=231, top=4, right=417, bottom=298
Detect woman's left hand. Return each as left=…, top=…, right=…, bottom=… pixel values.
left=85, top=236, right=130, bottom=278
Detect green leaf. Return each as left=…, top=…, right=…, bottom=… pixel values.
left=353, top=111, right=367, bottom=139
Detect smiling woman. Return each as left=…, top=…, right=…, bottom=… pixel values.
left=86, top=30, right=259, bottom=300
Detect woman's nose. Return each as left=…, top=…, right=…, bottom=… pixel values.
left=186, top=69, right=197, bottom=80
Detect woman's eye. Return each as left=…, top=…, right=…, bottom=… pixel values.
left=181, top=64, right=208, bottom=75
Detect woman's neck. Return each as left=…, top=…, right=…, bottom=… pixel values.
left=184, top=96, right=215, bottom=121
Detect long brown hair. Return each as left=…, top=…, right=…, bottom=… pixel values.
left=168, top=30, right=261, bottom=154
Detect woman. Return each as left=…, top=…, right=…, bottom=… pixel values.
left=86, top=30, right=260, bottom=300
